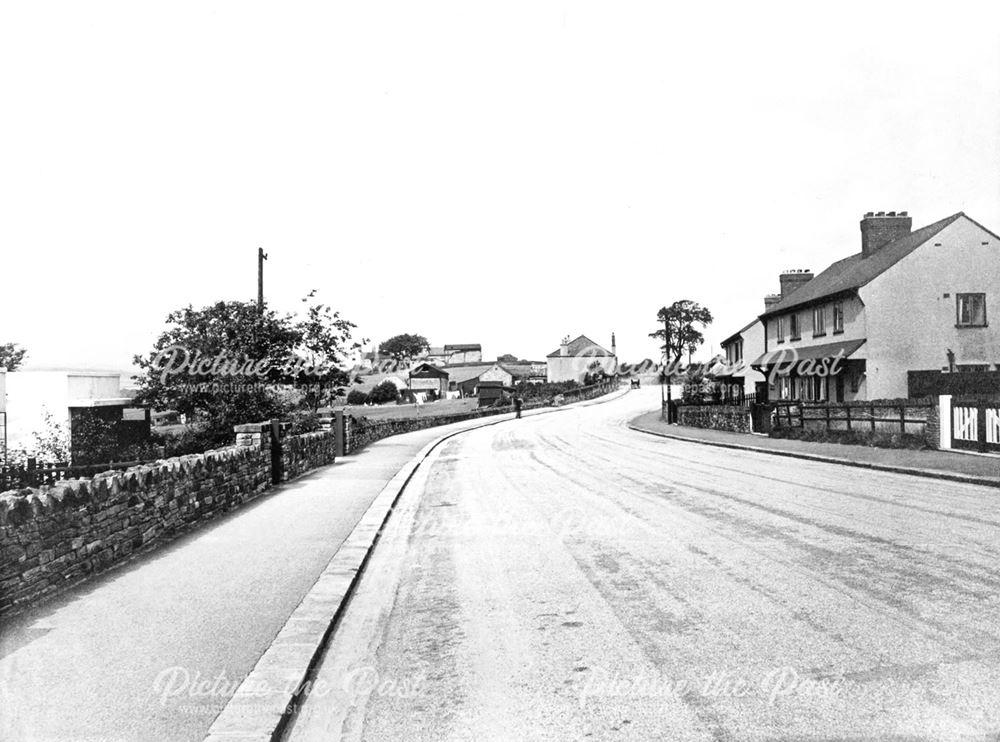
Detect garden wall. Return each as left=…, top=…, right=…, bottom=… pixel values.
left=677, top=405, right=753, bottom=434
left=0, top=422, right=328, bottom=617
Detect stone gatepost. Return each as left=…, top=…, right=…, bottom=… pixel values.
left=233, top=422, right=271, bottom=450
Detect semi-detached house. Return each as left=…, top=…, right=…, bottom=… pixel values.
left=749, top=211, right=1000, bottom=402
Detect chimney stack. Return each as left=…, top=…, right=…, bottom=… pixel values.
left=860, top=210, right=911, bottom=257
left=764, top=294, right=782, bottom=312
left=611, top=332, right=617, bottom=357
left=778, top=269, right=814, bottom=298
left=560, top=335, right=570, bottom=356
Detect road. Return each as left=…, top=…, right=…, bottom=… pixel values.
left=0, top=415, right=525, bottom=742
left=288, top=388, right=1000, bottom=742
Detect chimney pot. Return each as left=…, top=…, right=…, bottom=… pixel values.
left=860, top=210, right=913, bottom=257
left=778, top=269, right=814, bottom=299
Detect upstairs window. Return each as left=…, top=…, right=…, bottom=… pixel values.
left=789, top=313, right=800, bottom=340
left=812, top=306, right=826, bottom=336
left=735, top=339, right=743, bottom=363
left=957, top=293, right=987, bottom=327
left=776, top=318, right=785, bottom=343
left=832, top=302, right=845, bottom=334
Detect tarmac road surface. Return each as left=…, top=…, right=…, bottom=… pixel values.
left=287, top=388, right=1000, bottom=742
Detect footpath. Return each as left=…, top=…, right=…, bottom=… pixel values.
left=0, top=391, right=627, bottom=742
left=630, top=411, right=1000, bottom=488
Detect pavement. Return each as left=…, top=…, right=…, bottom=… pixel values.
left=630, top=411, right=1000, bottom=488
left=285, top=387, right=1000, bottom=742
left=0, top=409, right=560, bottom=742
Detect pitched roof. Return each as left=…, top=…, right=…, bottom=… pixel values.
left=444, top=344, right=481, bottom=352
left=760, top=212, right=965, bottom=319
left=444, top=364, right=500, bottom=384
left=751, top=338, right=867, bottom=367
left=721, top=319, right=759, bottom=347
left=546, top=335, right=614, bottom=358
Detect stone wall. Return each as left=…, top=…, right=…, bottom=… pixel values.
left=0, top=444, right=271, bottom=615
left=677, top=404, right=753, bottom=433
left=0, top=421, right=337, bottom=617
left=280, top=429, right=336, bottom=481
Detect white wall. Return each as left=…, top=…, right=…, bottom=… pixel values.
left=547, top=355, right=617, bottom=382
left=3, top=372, right=125, bottom=454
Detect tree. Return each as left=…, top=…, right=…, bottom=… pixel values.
left=297, top=294, right=365, bottom=410
left=0, top=343, right=27, bottom=371
left=497, top=353, right=520, bottom=363
left=378, top=334, right=430, bottom=362
left=368, top=380, right=400, bottom=405
left=133, top=298, right=358, bottom=444
left=346, top=389, right=369, bottom=405
left=649, top=300, right=714, bottom=368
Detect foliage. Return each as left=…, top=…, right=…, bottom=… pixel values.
left=346, top=389, right=369, bottom=405
left=297, top=294, right=363, bottom=411
left=497, top=353, right=520, bottom=363
left=769, top=426, right=930, bottom=450
left=378, top=334, right=430, bottom=362
left=513, top=380, right=579, bottom=401
left=368, top=380, right=400, bottom=405
left=133, top=298, right=359, bottom=446
left=6, top=409, right=70, bottom=465
left=0, top=342, right=28, bottom=371
left=650, top=301, right=714, bottom=365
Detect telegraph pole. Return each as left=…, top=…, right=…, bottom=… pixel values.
left=663, top=309, right=673, bottom=422
left=257, top=248, right=268, bottom=311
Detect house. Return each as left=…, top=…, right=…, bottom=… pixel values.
left=423, top=344, right=482, bottom=366
left=407, top=363, right=449, bottom=399
left=0, top=370, right=150, bottom=464
left=716, top=319, right=767, bottom=400
left=500, top=361, right=547, bottom=384
left=546, top=334, right=618, bottom=383
left=752, top=210, right=1000, bottom=401
left=443, top=344, right=482, bottom=364
left=444, top=363, right=513, bottom=397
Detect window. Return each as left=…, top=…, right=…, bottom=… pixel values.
left=790, top=313, right=800, bottom=340
left=957, top=293, right=987, bottom=327
left=832, top=302, right=845, bottom=334
left=812, top=306, right=826, bottom=336
left=735, top=340, right=743, bottom=363
left=776, top=318, right=785, bottom=344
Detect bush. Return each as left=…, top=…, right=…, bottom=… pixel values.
left=368, top=380, right=400, bottom=405
left=346, top=389, right=369, bottom=405
left=769, top=426, right=930, bottom=450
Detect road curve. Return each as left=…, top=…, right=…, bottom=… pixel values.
left=287, top=387, right=1000, bottom=742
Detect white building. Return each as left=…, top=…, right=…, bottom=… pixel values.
left=1, top=370, right=137, bottom=459
left=546, top=334, right=618, bottom=383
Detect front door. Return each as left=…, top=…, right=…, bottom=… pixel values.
left=835, top=374, right=845, bottom=403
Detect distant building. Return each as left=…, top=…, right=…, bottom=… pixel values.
left=408, top=363, right=449, bottom=399
left=500, top=361, right=547, bottom=384
left=0, top=370, right=149, bottom=464
left=546, top=334, right=618, bottom=383
left=444, top=363, right=513, bottom=397
left=443, top=344, right=482, bottom=364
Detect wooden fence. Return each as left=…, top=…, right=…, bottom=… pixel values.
left=773, top=400, right=936, bottom=438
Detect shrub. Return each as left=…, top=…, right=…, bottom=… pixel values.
left=346, top=389, right=369, bottom=406
left=368, top=380, right=400, bottom=405
left=770, top=426, right=930, bottom=450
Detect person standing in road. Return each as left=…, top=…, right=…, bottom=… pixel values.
left=514, top=395, right=523, bottom=419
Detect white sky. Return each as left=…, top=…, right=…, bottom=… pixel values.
left=2, top=1, right=999, bottom=371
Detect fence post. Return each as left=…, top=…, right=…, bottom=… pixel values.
left=900, top=404, right=906, bottom=435
left=939, top=395, right=952, bottom=449
left=334, top=410, right=346, bottom=457
left=870, top=403, right=876, bottom=432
